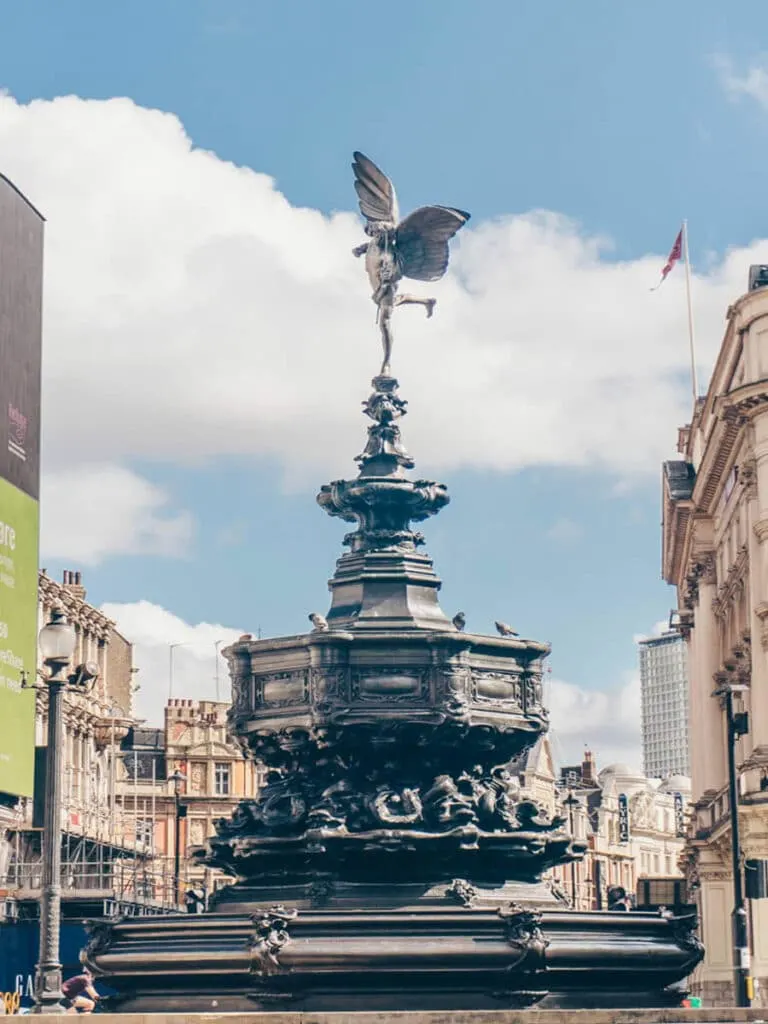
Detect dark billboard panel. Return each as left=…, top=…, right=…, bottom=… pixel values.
left=0, top=174, right=44, bottom=798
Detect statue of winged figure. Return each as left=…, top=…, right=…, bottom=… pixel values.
left=351, top=152, right=470, bottom=376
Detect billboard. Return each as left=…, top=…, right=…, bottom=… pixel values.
left=673, top=790, right=686, bottom=837
left=0, top=174, right=44, bottom=797
left=617, top=793, right=630, bottom=843
left=0, top=921, right=110, bottom=1010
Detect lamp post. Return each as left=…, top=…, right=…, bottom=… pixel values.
left=563, top=790, right=580, bottom=908
left=32, top=607, right=76, bottom=1014
left=713, top=674, right=752, bottom=1007
left=169, top=768, right=187, bottom=907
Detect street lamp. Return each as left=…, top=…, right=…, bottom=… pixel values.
left=32, top=607, right=76, bottom=1014
left=563, top=790, right=580, bottom=908
left=713, top=673, right=752, bottom=1008
left=169, top=769, right=187, bottom=907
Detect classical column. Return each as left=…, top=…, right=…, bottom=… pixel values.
left=695, top=557, right=726, bottom=793
left=746, top=445, right=768, bottom=753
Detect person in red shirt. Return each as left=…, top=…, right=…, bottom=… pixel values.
left=61, top=969, right=100, bottom=1014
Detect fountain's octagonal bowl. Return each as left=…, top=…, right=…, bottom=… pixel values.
left=227, top=629, right=549, bottom=768
left=202, top=628, right=562, bottom=888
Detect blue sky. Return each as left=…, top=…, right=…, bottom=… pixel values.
left=3, top=0, right=768, bottom=765
left=3, top=0, right=763, bottom=253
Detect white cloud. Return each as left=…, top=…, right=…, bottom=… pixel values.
left=714, top=54, right=768, bottom=110
left=0, top=90, right=762, bottom=525
left=547, top=673, right=642, bottom=771
left=101, top=600, right=243, bottom=725
left=40, top=464, right=193, bottom=565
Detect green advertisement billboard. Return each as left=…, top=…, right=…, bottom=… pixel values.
left=0, top=477, right=38, bottom=796
left=0, top=175, right=44, bottom=798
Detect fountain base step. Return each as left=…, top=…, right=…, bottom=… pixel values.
left=85, top=897, right=702, bottom=1013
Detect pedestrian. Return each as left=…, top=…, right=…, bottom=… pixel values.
left=61, top=968, right=100, bottom=1014
left=184, top=887, right=205, bottom=913
left=607, top=886, right=631, bottom=911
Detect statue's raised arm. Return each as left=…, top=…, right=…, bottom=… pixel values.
left=351, top=152, right=470, bottom=377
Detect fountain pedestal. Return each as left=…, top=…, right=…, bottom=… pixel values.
left=85, top=376, right=702, bottom=1011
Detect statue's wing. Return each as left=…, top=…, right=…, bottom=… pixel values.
left=395, top=206, right=470, bottom=282
left=352, top=151, right=399, bottom=223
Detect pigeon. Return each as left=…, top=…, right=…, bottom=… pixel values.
left=494, top=621, right=519, bottom=637
left=452, top=612, right=466, bottom=631
left=309, top=612, right=329, bottom=632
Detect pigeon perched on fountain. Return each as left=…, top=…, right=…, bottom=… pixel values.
left=494, top=621, right=519, bottom=637
left=452, top=612, right=466, bottom=631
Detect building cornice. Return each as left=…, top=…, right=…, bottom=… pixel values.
left=691, top=412, right=742, bottom=517
left=718, top=378, right=768, bottom=426
left=696, top=285, right=768, bottom=437
left=662, top=488, right=694, bottom=586
left=38, top=571, right=115, bottom=642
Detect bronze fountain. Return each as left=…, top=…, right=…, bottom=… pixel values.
left=84, top=153, right=702, bottom=1012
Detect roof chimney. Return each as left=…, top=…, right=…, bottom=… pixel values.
left=62, top=568, right=86, bottom=601
left=581, top=749, right=596, bottom=786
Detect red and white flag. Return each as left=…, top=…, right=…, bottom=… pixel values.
left=652, top=227, right=683, bottom=290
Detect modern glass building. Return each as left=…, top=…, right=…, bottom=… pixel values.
left=638, top=630, right=690, bottom=779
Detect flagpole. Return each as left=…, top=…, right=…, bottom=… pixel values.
left=682, top=220, right=699, bottom=406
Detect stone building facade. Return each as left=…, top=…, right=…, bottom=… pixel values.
left=119, top=699, right=259, bottom=904
left=36, top=570, right=135, bottom=836
left=663, top=280, right=768, bottom=1006
left=2, top=569, right=145, bottom=910
left=512, top=743, right=688, bottom=912
left=550, top=753, right=689, bottom=911
left=1, top=573, right=259, bottom=913
left=514, top=735, right=559, bottom=817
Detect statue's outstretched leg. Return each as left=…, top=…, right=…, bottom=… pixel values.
left=379, top=314, right=394, bottom=377
left=395, top=294, right=436, bottom=318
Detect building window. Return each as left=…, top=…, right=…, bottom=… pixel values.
left=214, top=762, right=231, bottom=796
left=136, top=819, right=153, bottom=847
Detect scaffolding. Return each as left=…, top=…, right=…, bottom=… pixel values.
left=5, top=833, right=181, bottom=914
left=3, top=745, right=187, bottom=915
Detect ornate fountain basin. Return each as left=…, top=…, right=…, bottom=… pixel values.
left=227, top=628, right=549, bottom=767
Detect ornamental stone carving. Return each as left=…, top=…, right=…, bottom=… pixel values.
left=697, top=551, right=717, bottom=586
left=755, top=603, right=768, bottom=649
left=497, top=905, right=549, bottom=968
left=445, top=878, right=478, bottom=907
left=189, top=819, right=206, bottom=846
left=249, top=906, right=298, bottom=977
left=190, top=762, right=205, bottom=793
left=629, top=789, right=655, bottom=830
left=203, top=756, right=582, bottom=881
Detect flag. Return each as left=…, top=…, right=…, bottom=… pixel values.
left=652, top=227, right=683, bottom=290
